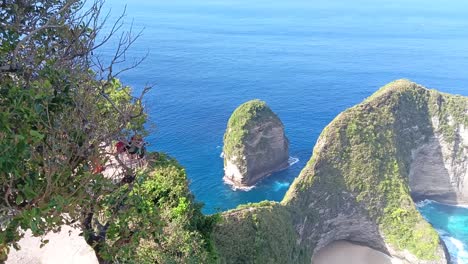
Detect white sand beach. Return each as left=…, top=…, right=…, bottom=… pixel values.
left=312, top=240, right=403, bottom=264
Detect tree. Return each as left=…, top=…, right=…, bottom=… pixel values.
left=1, top=1, right=218, bottom=263
left=0, top=0, right=148, bottom=260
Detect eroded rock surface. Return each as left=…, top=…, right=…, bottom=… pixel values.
left=410, top=122, right=468, bottom=204
left=223, top=100, right=289, bottom=188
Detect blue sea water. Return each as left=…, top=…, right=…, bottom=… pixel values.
left=417, top=201, right=468, bottom=264
left=98, top=0, right=468, bottom=260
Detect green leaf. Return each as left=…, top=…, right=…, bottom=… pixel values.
left=15, top=195, right=23, bottom=205
left=23, top=185, right=37, bottom=200
left=29, top=130, right=44, bottom=140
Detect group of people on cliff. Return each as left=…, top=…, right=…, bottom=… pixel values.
left=115, top=134, right=146, bottom=160
left=91, top=135, right=147, bottom=174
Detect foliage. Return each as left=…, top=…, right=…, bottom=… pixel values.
left=96, top=77, right=147, bottom=134
left=86, top=153, right=219, bottom=263
left=213, top=203, right=303, bottom=264
left=0, top=0, right=147, bottom=260
left=0, top=69, right=144, bottom=256
left=235, top=200, right=276, bottom=209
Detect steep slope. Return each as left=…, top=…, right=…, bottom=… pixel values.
left=214, top=80, right=467, bottom=264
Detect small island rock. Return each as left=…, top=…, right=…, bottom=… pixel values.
left=223, top=100, right=289, bottom=188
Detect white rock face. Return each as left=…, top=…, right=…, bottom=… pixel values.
left=224, top=120, right=289, bottom=188
left=7, top=225, right=98, bottom=264
left=224, top=158, right=246, bottom=189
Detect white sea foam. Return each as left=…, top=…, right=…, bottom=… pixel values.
left=416, top=199, right=468, bottom=209
left=435, top=228, right=450, bottom=237
left=415, top=199, right=433, bottom=208
left=288, top=156, right=299, bottom=166
left=273, top=181, right=290, bottom=192
left=222, top=176, right=256, bottom=191
left=452, top=203, right=468, bottom=209
left=438, top=233, right=468, bottom=264
left=220, top=152, right=224, bottom=158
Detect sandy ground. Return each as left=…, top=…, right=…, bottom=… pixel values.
left=312, top=240, right=403, bottom=264
left=6, top=225, right=98, bottom=264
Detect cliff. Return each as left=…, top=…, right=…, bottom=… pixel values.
left=7, top=153, right=218, bottom=263
left=214, top=80, right=468, bottom=264
left=223, top=100, right=289, bottom=188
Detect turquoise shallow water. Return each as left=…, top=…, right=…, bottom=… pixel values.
left=417, top=200, right=468, bottom=264
left=98, top=0, right=468, bottom=260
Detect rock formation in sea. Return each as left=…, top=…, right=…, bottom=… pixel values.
left=214, top=80, right=468, bottom=264
left=223, top=99, right=289, bottom=188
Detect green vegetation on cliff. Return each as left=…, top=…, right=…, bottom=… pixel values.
left=2, top=2, right=465, bottom=261
left=283, top=79, right=465, bottom=260
left=89, top=153, right=219, bottom=263
left=340, top=80, right=440, bottom=258
left=213, top=202, right=305, bottom=264
left=428, top=90, right=468, bottom=143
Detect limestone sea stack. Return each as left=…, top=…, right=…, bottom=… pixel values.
left=213, top=80, right=467, bottom=263
left=223, top=100, right=289, bottom=188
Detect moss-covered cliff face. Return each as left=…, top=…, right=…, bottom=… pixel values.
left=214, top=80, right=467, bottom=264
left=223, top=100, right=289, bottom=188
left=213, top=201, right=305, bottom=264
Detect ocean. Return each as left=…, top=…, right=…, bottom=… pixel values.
left=99, top=0, right=468, bottom=261
left=418, top=201, right=468, bottom=264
